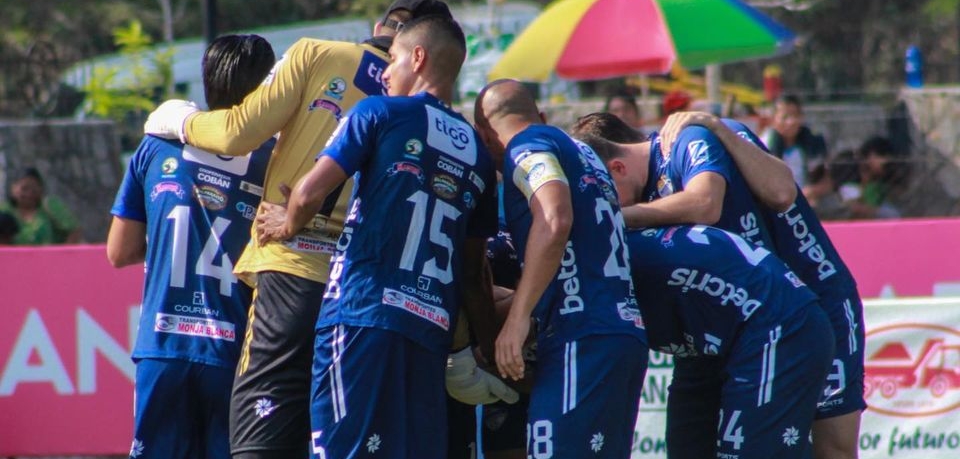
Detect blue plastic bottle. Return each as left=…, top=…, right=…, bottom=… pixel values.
left=905, top=45, right=923, bottom=88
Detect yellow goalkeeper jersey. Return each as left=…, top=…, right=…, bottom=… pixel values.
left=184, top=38, right=390, bottom=285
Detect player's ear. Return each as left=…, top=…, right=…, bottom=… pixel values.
left=607, top=159, right=626, bottom=177
left=412, top=45, right=427, bottom=73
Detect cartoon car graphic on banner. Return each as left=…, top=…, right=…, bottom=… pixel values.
left=864, top=323, right=960, bottom=417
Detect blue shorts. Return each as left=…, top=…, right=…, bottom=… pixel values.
left=310, top=325, right=447, bottom=459
left=668, top=307, right=834, bottom=459
left=527, top=334, right=648, bottom=459
left=131, top=358, right=234, bottom=459
left=816, top=293, right=867, bottom=419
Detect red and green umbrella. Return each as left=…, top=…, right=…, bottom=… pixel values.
left=488, top=0, right=796, bottom=82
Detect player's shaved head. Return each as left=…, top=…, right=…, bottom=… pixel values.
left=395, top=15, right=466, bottom=86
left=474, top=79, right=540, bottom=128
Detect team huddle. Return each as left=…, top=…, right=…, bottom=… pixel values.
left=107, top=1, right=866, bottom=459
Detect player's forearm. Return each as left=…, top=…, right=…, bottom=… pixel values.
left=510, top=214, right=570, bottom=321
left=623, top=193, right=720, bottom=228
left=284, top=157, right=347, bottom=235
left=705, top=118, right=797, bottom=211
left=106, top=217, right=146, bottom=268
left=184, top=108, right=281, bottom=155
left=460, top=240, right=500, bottom=360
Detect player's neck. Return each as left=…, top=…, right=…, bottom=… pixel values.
left=410, top=80, right=454, bottom=106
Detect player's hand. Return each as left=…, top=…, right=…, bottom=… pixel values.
left=496, top=313, right=531, bottom=381
left=446, top=348, right=520, bottom=405
left=659, top=111, right=719, bottom=158
left=255, top=201, right=291, bottom=245
left=144, top=100, right=199, bottom=142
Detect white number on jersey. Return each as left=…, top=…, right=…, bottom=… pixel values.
left=594, top=198, right=631, bottom=280
left=166, top=205, right=237, bottom=296
left=689, top=225, right=770, bottom=266
left=399, top=190, right=461, bottom=285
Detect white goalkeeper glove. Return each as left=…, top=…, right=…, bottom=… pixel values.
left=144, top=99, right=199, bottom=143
left=446, top=347, right=519, bottom=405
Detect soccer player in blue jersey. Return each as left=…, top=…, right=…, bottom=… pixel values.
left=659, top=112, right=867, bottom=459
left=627, top=224, right=834, bottom=459
left=256, top=16, right=498, bottom=459
left=474, top=79, right=648, bottom=459
left=572, top=112, right=798, bottom=459
left=106, top=35, right=275, bottom=459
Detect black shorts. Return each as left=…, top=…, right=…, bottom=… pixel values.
left=229, top=271, right=326, bottom=457
left=447, top=395, right=478, bottom=459
left=482, top=394, right=530, bottom=454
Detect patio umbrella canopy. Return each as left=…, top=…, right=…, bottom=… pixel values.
left=488, top=0, right=796, bottom=82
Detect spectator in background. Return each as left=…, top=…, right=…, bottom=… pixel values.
left=661, top=89, right=692, bottom=120
left=604, top=90, right=644, bottom=132
left=802, top=150, right=861, bottom=220
left=1, top=167, right=81, bottom=245
left=851, top=136, right=905, bottom=219
left=761, top=95, right=828, bottom=188
left=0, top=210, right=19, bottom=244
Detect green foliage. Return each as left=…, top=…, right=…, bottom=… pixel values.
left=81, top=20, right=175, bottom=121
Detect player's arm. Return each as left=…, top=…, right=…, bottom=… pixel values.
left=497, top=180, right=572, bottom=380
left=106, top=216, right=146, bottom=267
left=659, top=112, right=796, bottom=211
left=621, top=171, right=726, bottom=228
left=460, top=239, right=499, bottom=362
left=256, top=155, right=347, bottom=244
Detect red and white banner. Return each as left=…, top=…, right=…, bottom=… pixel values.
left=2, top=217, right=960, bottom=456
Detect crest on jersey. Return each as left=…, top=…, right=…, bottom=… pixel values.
left=161, top=157, right=178, bottom=175
left=325, top=77, right=346, bottom=100
left=405, top=139, right=423, bottom=157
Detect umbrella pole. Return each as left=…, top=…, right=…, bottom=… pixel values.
left=705, top=64, right=722, bottom=114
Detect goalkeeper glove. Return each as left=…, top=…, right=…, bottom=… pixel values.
left=144, top=99, right=199, bottom=143
left=446, top=347, right=519, bottom=405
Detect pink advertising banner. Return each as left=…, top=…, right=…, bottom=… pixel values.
left=0, top=245, right=142, bottom=456
left=823, top=218, right=960, bottom=298
left=1, top=218, right=960, bottom=456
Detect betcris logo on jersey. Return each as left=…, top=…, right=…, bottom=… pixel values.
left=354, top=51, right=388, bottom=96
left=425, top=105, right=477, bottom=165
left=182, top=144, right=251, bottom=177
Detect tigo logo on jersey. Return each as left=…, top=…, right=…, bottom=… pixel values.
left=425, top=105, right=477, bottom=165
left=354, top=51, right=388, bottom=96
left=863, top=323, right=960, bottom=416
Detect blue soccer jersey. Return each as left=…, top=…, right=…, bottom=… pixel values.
left=315, top=92, right=498, bottom=354
left=627, top=225, right=818, bottom=357
left=111, top=135, right=271, bottom=368
left=644, top=125, right=773, bottom=248
left=720, top=119, right=867, bottom=417
left=501, top=124, right=645, bottom=348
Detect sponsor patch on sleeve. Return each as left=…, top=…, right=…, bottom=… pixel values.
left=511, top=151, right=567, bottom=200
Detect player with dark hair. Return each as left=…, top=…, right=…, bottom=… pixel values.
left=107, top=34, right=275, bottom=459
left=144, top=3, right=456, bottom=459
left=256, top=15, right=498, bottom=459
left=475, top=79, right=648, bottom=459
